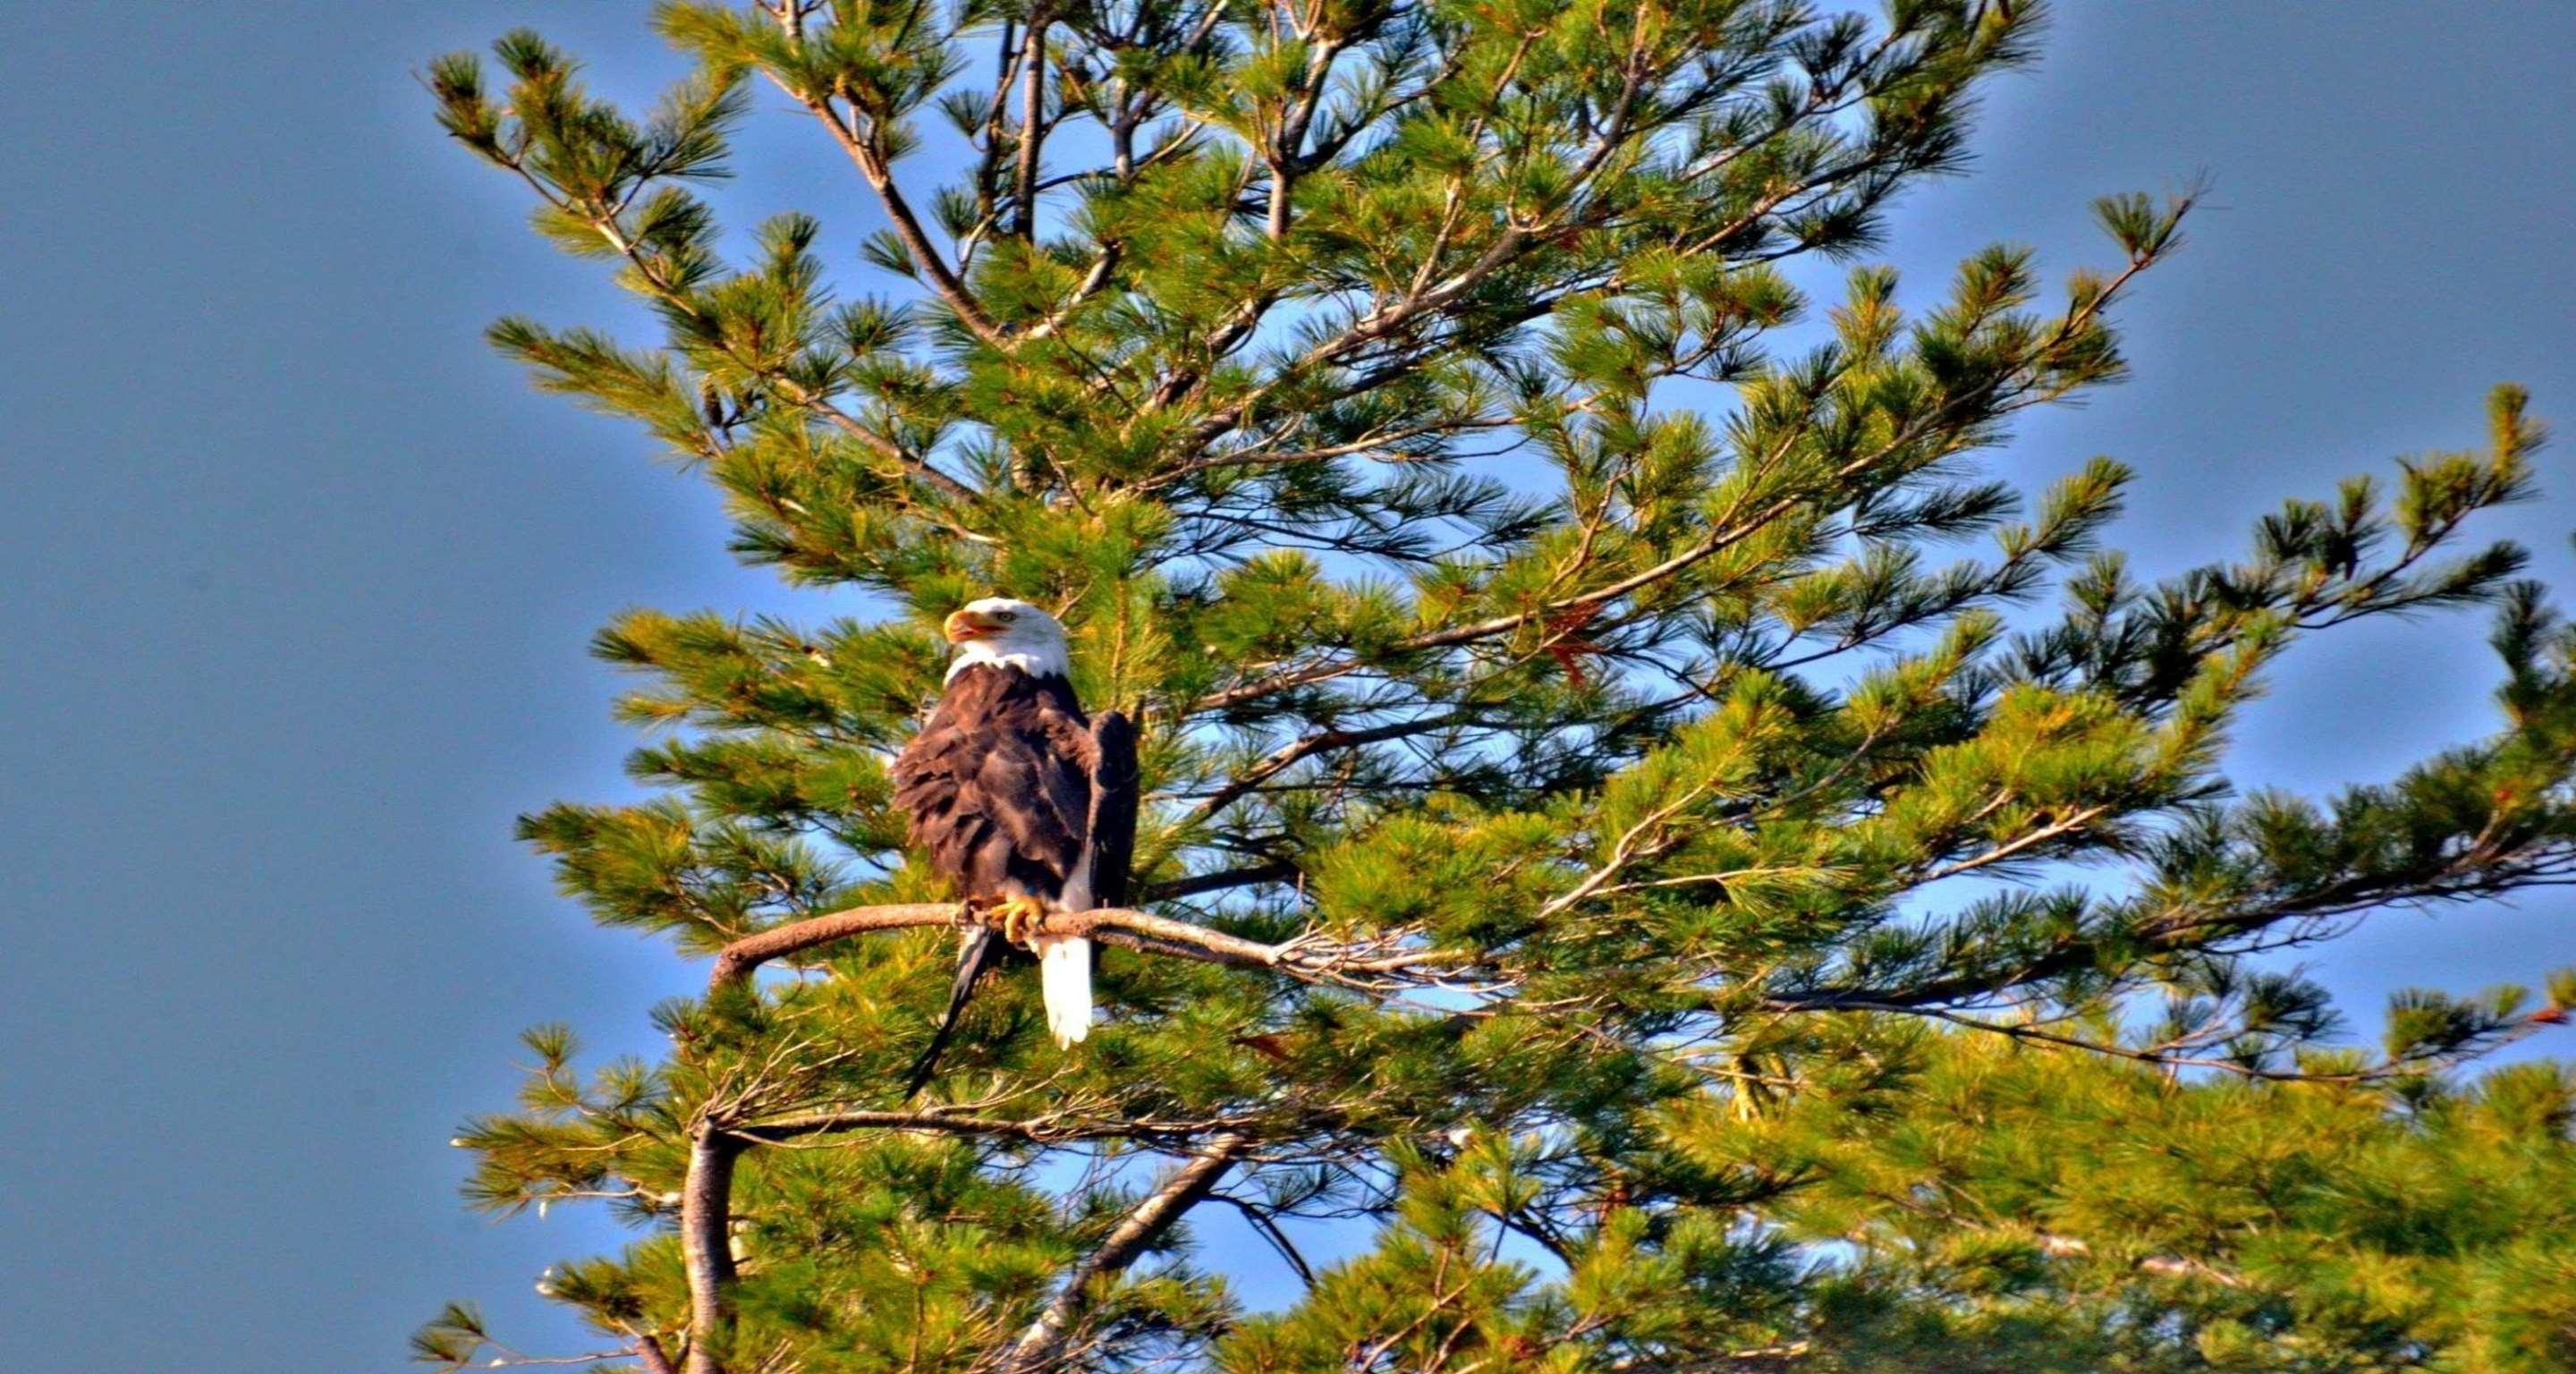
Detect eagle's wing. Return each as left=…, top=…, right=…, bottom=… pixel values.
left=1085, top=709, right=1140, bottom=909
left=1022, top=711, right=1134, bottom=1053
left=972, top=730, right=1090, bottom=890
left=1029, top=709, right=1135, bottom=1047
left=1030, top=711, right=1143, bottom=1047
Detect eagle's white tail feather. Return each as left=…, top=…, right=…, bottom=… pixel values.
left=1035, top=935, right=1092, bottom=1045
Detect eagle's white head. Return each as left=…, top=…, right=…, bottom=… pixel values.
left=943, top=597, right=1072, bottom=682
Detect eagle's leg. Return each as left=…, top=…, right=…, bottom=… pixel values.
left=994, top=893, right=1050, bottom=947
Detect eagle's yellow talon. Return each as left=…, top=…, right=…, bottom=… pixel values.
left=996, top=894, right=1049, bottom=947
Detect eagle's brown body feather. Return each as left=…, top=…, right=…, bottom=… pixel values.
left=892, top=662, right=1097, bottom=902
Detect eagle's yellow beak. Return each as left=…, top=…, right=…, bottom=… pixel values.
left=944, top=608, right=1002, bottom=643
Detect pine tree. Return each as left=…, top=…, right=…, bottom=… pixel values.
left=419, top=4, right=2576, bottom=1370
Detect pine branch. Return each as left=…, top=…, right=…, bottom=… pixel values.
left=1148, top=859, right=1301, bottom=901
left=484, top=148, right=983, bottom=507
left=1189, top=234, right=2177, bottom=715
left=997, top=1133, right=1250, bottom=1373
left=738, top=1107, right=1242, bottom=1146
left=794, top=93, right=1011, bottom=348
left=1181, top=711, right=1479, bottom=828
left=1207, top=1192, right=1318, bottom=1288
left=1778, top=847, right=2576, bottom=1016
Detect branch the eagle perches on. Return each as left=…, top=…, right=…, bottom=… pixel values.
left=707, top=900, right=1476, bottom=995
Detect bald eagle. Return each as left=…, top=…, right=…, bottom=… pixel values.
left=891, top=598, right=1137, bottom=1095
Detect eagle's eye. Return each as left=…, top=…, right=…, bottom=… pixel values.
left=995, top=610, right=1019, bottom=623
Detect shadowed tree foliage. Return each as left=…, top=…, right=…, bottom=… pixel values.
left=419, top=2, right=2575, bottom=1370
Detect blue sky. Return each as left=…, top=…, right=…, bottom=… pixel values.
left=2, top=4, right=2572, bottom=1370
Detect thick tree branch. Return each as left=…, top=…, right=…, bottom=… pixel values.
left=633, top=1335, right=682, bottom=1374
left=707, top=903, right=1464, bottom=993
left=998, top=1133, right=1250, bottom=1372
left=1012, top=9, right=1052, bottom=240
left=677, top=1128, right=743, bottom=1374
